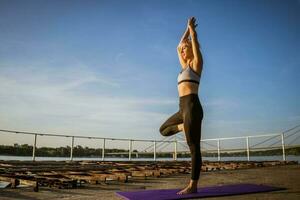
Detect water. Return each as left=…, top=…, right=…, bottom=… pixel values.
left=0, top=155, right=299, bottom=163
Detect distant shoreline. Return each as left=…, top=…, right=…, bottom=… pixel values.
left=1, top=155, right=299, bottom=163
left=1, top=144, right=299, bottom=158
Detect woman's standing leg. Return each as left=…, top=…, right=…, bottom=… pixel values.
left=177, top=96, right=203, bottom=195
left=185, top=121, right=202, bottom=180
left=183, top=106, right=203, bottom=180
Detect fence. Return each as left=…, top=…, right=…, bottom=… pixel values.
left=0, top=124, right=299, bottom=162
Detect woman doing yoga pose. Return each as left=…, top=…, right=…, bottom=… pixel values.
left=159, top=17, right=204, bottom=195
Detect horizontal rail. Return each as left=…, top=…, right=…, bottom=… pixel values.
left=201, top=133, right=282, bottom=142
left=0, top=129, right=288, bottom=143
left=1, top=128, right=299, bottom=147
left=0, top=129, right=172, bottom=143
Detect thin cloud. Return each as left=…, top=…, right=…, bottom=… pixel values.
left=0, top=65, right=175, bottom=144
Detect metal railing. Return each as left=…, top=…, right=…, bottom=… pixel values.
left=0, top=124, right=299, bottom=162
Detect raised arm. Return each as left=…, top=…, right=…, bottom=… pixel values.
left=188, top=17, right=203, bottom=72
left=179, top=27, right=190, bottom=45
left=177, top=27, right=190, bottom=67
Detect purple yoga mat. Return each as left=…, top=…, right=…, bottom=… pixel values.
left=115, top=183, right=284, bottom=200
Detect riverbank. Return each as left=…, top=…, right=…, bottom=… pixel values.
left=0, top=161, right=299, bottom=199
left=1, top=155, right=300, bottom=163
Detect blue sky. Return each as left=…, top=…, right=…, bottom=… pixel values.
left=0, top=0, right=299, bottom=148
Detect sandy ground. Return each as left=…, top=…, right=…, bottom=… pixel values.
left=0, top=164, right=299, bottom=200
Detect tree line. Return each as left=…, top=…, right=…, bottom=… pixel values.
left=0, top=143, right=137, bottom=157
left=0, top=143, right=299, bottom=157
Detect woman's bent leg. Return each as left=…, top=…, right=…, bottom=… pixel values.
left=159, top=111, right=183, bottom=137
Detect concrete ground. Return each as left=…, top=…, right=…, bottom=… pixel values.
left=0, top=164, right=299, bottom=200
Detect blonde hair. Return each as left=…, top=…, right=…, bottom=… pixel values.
left=179, top=39, right=192, bottom=51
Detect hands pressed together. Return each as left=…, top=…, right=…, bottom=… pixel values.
left=188, top=17, right=198, bottom=30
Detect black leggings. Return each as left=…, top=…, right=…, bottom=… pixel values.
left=159, top=93, right=203, bottom=180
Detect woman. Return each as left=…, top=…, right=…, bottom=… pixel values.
left=159, top=17, right=204, bottom=195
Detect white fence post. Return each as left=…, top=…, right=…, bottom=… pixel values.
left=153, top=140, right=156, bottom=161
left=246, top=136, right=250, bottom=161
left=217, top=139, right=220, bottom=161
left=174, top=140, right=177, bottom=161
left=102, top=138, right=106, bottom=161
left=32, top=134, right=37, bottom=161
left=281, top=133, right=286, bottom=161
left=70, top=136, right=74, bottom=161
left=129, top=139, right=132, bottom=161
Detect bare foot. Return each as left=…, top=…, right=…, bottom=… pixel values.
left=177, top=123, right=184, bottom=132
left=176, top=184, right=198, bottom=195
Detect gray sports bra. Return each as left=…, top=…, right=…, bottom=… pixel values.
left=177, top=65, right=200, bottom=85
